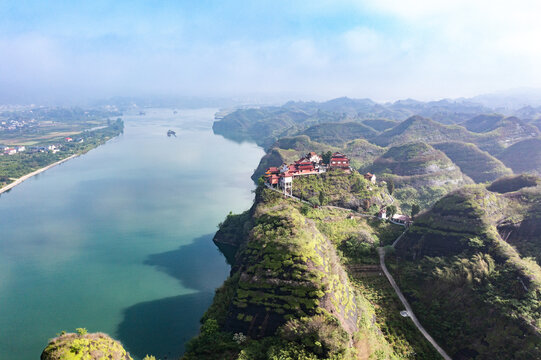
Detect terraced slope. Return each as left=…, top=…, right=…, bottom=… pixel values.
left=433, top=141, right=512, bottom=183
left=462, top=114, right=507, bottom=132
left=371, top=116, right=475, bottom=147
left=365, top=142, right=473, bottom=212
left=394, top=185, right=541, bottom=359
left=498, top=138, right=541, bottom=175
left=298, top=122, right=378, bottom=146
left=183, top=188, right=400, bottom=360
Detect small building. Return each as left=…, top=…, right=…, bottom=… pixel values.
left=264, top=167, right=280, bottom=186
left=364, top=172, right=376, bottom=184
left=4, top=148, right=16, bottom=155
left=65, top=137, right=73, bottom=142
left=306, top=151, right=322, bottom=163
left=329, top=152, right=351, bottom=172
left=294, top=159, right=316, bottom=174
left=280, top=172, right=293, bottom=196
left=378, top=208, right=387, bottom=219
left=392, top=214, right=412, bottom=225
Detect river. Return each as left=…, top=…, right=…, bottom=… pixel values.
left=0, top=108, right=264, bottom=359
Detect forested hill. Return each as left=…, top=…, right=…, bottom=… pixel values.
left=394, top=180, right=541, bottom=359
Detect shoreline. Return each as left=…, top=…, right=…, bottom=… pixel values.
left=0, top=153, right=80, bottom=195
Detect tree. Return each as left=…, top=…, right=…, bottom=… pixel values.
left=322, top=151, right=332, bottom=164
left=318, top=191, right=327, bottom=206
left=386, top=205, right=397, bottom=218
left=386, top=179, right=395, bottom=195
left=411, top=204, right=420, bottom=219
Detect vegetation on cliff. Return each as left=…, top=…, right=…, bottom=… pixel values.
left=184, top=187, right=408, bottom=359
left=41, top=330, right=133, bottom=360
left=291, top=170, right=387, bottom=211
left=393, top=185, right=541, bottom=359
left=365, top=142, right=472, bottom=213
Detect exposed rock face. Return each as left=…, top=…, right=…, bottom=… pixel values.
left=41, top=332, right=132, bottom=360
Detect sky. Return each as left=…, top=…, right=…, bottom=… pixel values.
left=1, top=0, right=541, bottom=104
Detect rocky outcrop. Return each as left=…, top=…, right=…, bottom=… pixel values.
left=41, top=332, right=132, bottom=360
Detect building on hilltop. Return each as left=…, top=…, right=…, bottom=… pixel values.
left=329, top=152, right=351, bottom=173
left=364, top=172, right=376, bottom=184
left=264, top=151, right=329, bottom=195
left=307, top=151, right=322, bottom=163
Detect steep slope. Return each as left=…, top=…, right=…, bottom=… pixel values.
left=183, top=188, right=400, bottom=360
left=366, top=142, right=473, bottom=212
left=498, top=138, right=541, bottom=175
left=433, top=141, right=513, bottom=183
left=395, top=185, right=541, bottom=359
left=298, top=122, right=378, bottom=146
left=371, top=116, right=476, bottom=147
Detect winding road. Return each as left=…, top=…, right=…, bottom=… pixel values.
left=378, top=239, right=452, bottom=360
left=264, top=182, right=452, bottom=359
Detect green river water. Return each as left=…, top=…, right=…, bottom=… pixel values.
left=0, top=108, right=264, bottom=359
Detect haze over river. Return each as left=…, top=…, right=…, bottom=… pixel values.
left=0, top=109, right=264, bottom=359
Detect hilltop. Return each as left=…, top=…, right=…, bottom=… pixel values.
left=433, top=141, right=512, bottom=183
left=41, top=331, right=133, bottom=360
left=394, top=184, right=541, bottom=359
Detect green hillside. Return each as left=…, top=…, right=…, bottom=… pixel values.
left=487, top=174, right=540, bottom=193
left=365, top=142, right=472, bottom=212
left=298, top=122, right=378, bottom=146
left=183, top=188, right=402, bottom=360
left=371, top=116, right=475, bottom=147
left=342, top=139, right=386, bottom=169
left=498, top=138, right=541, bottom=175
left=433, top=141, right=513, bottom=183
left=362, top=119, right=399, bottom=132
left=41, top=331, right=133, bottom=360
left=394, top=185, right=541, bottom=359
left=213, top=107, right=349, bottom=148
left=461, top=114, right=506, bottom=132
left=291, top=170, right=388, bottom=211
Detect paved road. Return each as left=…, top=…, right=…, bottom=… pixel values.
left=378, top=245, right=452, bottom=360
left=264, top=182, right=451, bottom=359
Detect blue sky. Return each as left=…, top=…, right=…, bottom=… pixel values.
left=1, top=0, right=541, bottom=103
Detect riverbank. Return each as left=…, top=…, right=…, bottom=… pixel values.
left=0, top=153, right=80, bottom=195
